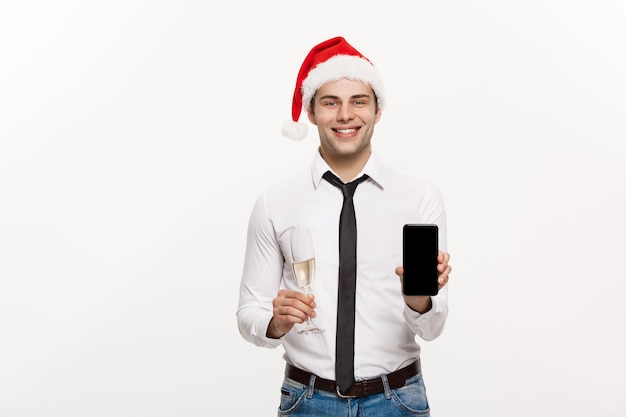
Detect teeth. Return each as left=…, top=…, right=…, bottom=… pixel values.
left=336, top=129, right=356, bottom=134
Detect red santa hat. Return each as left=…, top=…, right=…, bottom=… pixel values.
left=282, top=36, right=385, bottom=141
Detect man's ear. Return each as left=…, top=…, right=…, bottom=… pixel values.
left=375, top=106, right=382, bottom=123
left=307, top=106, right=318, bottom=125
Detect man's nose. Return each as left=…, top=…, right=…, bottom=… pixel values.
left=336, top=104, right=354, bottom=121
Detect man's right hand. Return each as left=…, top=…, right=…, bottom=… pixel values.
left=266, top=289, right=316, bottom=339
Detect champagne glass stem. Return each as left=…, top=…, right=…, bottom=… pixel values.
left=304, top=288, right=313, bottom=327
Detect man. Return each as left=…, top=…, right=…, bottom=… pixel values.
left=237, top=36, right=451, bottom=416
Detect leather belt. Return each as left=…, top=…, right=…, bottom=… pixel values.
left=285, top=360, right=420, bottom=398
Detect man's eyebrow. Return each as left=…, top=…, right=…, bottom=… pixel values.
left=317, top=94, right=372, bottom=101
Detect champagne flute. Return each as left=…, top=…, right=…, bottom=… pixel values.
left=290, top=225, right=324, bottom=335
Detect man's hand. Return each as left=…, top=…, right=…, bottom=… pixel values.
left=266, top=290, right=317, bottom=339
left=395, top=250, right=451, bottom=314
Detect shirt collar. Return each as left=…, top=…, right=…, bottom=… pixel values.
left=311, top=148, right=386, bottom=189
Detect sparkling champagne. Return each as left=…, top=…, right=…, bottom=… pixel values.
left=292, top=258, right=315, bottom=290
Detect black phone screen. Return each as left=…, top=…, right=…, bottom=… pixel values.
left=402, top=224, right=439, bottom=296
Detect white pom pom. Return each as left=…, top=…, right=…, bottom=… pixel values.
left=281, top=120, right=308, bottom=141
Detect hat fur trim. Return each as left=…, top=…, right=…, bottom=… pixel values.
left=300, top=54, right=385, bottom=114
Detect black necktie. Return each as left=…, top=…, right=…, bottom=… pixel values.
left=322, top=170, right=369, bottom=395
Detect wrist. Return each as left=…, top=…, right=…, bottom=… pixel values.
left=266, top=318, right=286, bottom=339
left=406, top=295, right=432, bottom=314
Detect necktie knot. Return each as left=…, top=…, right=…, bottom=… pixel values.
left=322, top=171, right=369, bottom=199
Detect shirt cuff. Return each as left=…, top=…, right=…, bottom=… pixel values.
left=403, top=295, right=447, bottom=340
left=253, top=312, right=284, bottom=348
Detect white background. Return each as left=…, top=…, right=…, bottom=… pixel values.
left=1, top=1, right=625, bottom=416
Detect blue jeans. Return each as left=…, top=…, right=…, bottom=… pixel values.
left=277, top=372, right=430, bottom=417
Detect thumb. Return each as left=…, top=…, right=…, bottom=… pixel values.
left=395, top=266, right=404, bottom=279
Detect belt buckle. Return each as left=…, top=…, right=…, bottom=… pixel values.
left=335, top=386, right=356, bottom=399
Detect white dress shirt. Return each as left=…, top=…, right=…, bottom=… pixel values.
left=237, top=150, right=448, bottom=381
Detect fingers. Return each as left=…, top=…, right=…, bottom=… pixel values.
left=437, top=250, right=450, bottom=265
left=278, top=289, right=316, bottom=309
left=272, top=290, right=317, bottom=326
left=437, top=251, right=452, bottom=289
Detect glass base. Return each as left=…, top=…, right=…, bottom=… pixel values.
left=298, top=326, right=325, bottom=335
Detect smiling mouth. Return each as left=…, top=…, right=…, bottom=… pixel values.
left=334, top=128, right=358, bottom=134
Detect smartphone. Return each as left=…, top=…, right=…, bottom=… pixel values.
left=402, top=224, right=439, bottom=296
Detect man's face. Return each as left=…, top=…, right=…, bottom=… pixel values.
left=307, top=78, right=381, bottom=165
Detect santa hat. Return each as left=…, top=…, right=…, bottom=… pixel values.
left=282, top=36, right=385, bottom=141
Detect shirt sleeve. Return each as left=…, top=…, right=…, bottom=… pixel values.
left=402, top=286, right=449, bottom=341
left=236, top=193, right=284, bottom=349
left=403, top=180, right=449, bottom=341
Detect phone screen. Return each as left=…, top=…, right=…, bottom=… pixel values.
left=402, top=224, right=439, bottom=296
